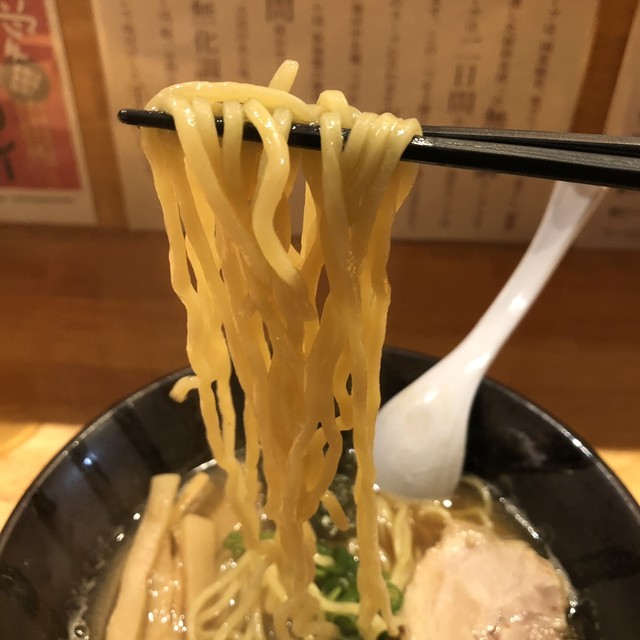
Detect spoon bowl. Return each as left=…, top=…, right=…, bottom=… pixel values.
left=374, top=181, right=607, bottom=499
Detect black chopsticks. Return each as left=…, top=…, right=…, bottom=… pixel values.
left=118, top=108, right=640, bottom=191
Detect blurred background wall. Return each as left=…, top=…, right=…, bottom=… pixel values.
left=0, top=0, right=638, bottom=246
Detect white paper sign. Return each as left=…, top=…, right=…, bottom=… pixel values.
left=91, top=0, right=600, bottom=243
left=579, top=4, right=640, bottom=249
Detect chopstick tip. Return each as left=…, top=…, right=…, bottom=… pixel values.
left=117, top=108, right=177, bottom=131
left=117, top=109, right=135, bottom=125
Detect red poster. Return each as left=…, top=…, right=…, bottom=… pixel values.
left=0, top=0, right=80, bottom=189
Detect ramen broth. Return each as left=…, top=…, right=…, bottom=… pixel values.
left=72, top=448, right=578, bottom=640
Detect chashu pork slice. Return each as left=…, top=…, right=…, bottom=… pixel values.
left=403, top=522, right=570, bottom=640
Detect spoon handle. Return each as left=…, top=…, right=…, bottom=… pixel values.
left=374, top=182, right=606, bottom=500
left=449, top=182, right=607, bottom=378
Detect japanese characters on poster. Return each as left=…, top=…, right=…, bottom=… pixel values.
left=92, top=0, right=624, bottom=245
left=0, top=0, right=94, bottom=225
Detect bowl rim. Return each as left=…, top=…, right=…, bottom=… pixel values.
left=0, top=368, right=185, bottom=550
left=2, top=345, right=638, bottom=551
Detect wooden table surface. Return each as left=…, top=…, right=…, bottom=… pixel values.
left=0, top=224, right=639, bottom=528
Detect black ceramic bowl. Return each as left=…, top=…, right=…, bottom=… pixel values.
left=1, top=347, right=639, bottom=639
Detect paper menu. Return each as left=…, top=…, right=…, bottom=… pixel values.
left=579, top=4, right=640, bottom=249
left=389, top=0, right=600, bottom=242
left=0, top=0, right=94, bottom=225
left=91, top=0, right=608, bottom=242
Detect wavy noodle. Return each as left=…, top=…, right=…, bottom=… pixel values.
left=107, top=62, right=494, bottom=640
left=138, top=61, right=421, bottom=639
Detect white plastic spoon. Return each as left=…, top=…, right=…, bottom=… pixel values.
left=374, top=181, right=607, bottom=500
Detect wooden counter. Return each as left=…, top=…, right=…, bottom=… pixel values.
left=1, top=225, right=639, bottom=527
